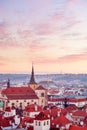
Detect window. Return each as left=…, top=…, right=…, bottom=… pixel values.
left=12, top=103, right=15, bottom=109
left=27, top=113, right=29, bottom=116
left=24, top=112, right=26, bottom=116
left=27, top=102, right=29, bottom=105
left=8, top=100, right=10, bottom=103
left=36, top=121, right=37, bottom=126
left=47, top=121, right=49, bottom=125
left=12, top=103, right=14, bottom=106
left=31, top=100, right=33, bottom=102
left=39, top=121, right=40, bottom=126
left=41, top=93, right=44, bottom=97
left=44, top=121, right=45, bottom=126
left=42, top=99, right=43, bottom=103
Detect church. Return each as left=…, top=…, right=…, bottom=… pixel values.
left=2, top=65, right=48, bottom=109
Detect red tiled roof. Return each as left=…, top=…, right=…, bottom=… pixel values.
left=48, top=98, right=87, bottom=103
left=27, top=126, right=33, bottom=130
left=24, top=104, right=42, bottom=112
left=53, top=114, right=71, bottom=126
left=68, top=98, right=87, bottom=102
left=3, top=87, right=35, bottom=95
left=51, top=107, right=59, bottom=117
left=69, top=125, right=87, bottom=130
left=43, top=110, right=50, bottom=117
left=72, top=110, right=87, bottom=117
left=3, top=87, right=39, bottom=100
left=66, top=105, right=78, bottom=112
left=18, top=117, right=34, bottom=128
left=5, top=107, right=11, bottom=112
left=61, top=108, right=67, bottom=115
left=0, top=118, right=10, bottom=127
left=35, top=112, right=49, bottom=120
left=35, top=85, right=46, bottom=90
left=7, top=94, right=38, bottom=100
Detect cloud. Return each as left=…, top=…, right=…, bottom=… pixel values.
left=34, top=10, right=82, bottom=37
left=66, top=0, right=80, bottom=9
left=0, top=21, right=10, bottom=40
left=18, top=29, right=33, bottom=39
left=33, top=52, right=87, bottom=64
left=26, top=39, right=49, bottom=53
left=58, top=53, right=87, bottom=63
left=34, top=22, right=57, bottom=36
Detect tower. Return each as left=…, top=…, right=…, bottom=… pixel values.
left=28, top=64, right=38, bottom=90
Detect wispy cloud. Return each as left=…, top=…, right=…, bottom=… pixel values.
left=33, top=52, right=87, bottom=64
left=58, top=53, right=87, bottom=63
left=66, top=0, right=80, bottom=9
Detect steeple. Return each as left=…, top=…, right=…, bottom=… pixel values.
left=7, top=78, right=10, bottom=88
left=29, top=64, right=37, bottom=84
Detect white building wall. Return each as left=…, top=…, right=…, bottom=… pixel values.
left=34, top=120, right=50, bottom=130
left=7, top=99, right=39, bottom=109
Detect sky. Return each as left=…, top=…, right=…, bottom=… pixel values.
left=0, top=0, right=87, bottom=74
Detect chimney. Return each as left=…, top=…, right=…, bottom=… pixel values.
left=35, top=104, right=38, bottom=111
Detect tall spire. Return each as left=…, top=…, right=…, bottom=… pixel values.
left=29, top=64, right=37, bottom=84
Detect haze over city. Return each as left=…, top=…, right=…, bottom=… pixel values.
left=0, top=0, right=87, bottom=74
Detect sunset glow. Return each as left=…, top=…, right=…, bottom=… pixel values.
left=0, top=0, right=87, bottom=73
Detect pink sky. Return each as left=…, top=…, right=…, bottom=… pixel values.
left=0, top=0, right=87, bottom=73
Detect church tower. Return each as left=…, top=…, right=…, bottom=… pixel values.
left=28, top=64, right=38, bottom=90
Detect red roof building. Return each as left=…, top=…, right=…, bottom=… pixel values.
left=3, top=87, right=39, bottom=109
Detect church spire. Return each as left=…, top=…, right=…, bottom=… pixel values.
left=29, top=64, right=37, bottom=84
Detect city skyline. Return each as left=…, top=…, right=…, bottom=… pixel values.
left=0, top=0, right=87, bottom=74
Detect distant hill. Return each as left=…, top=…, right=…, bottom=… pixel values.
left=0, top=74, right=87, bottom=87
